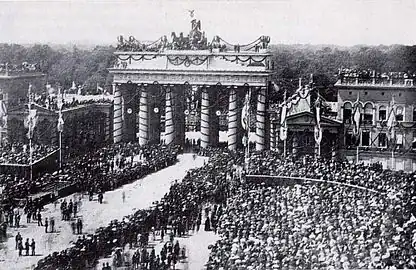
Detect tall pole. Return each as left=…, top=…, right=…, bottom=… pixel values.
left=28, top=84, right=33, bottom=182
left=283, top=88, right=287, bottom=159
left=247, top=88, right=251, bottom=167
left=58, top=87, right=63, bottom=172
left=391, top=94, right=395, bottom=170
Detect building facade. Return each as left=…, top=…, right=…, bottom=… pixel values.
left=0, top=65, right=46, bottom=143
left=335, top=69, right=416, bottom=171
left=109, top=17, right=272, bottom=151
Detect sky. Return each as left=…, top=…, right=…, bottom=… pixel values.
left=0, top=0, right=415, bottom=46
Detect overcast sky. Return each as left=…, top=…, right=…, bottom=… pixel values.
left=0, top=0, right=415, bottom=46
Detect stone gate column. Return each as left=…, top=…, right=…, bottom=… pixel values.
left=139, top=86, right=149, bottom=145
left=113, top=83, right=123, bottom=143
left=200, top=87, right=210, bottom=149
left=256, top=87, right=266, bottom=151
left=165, top=87, right=175, bottom=145
left=227, top=88, right=238, bottom=150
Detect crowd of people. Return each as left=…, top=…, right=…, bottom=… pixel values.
left=206, top=151, right=416, bottom=269
left=33, top=148, right=234, bottom=269
left=0, top=62, right=40, bottom=74
left=0, top=142, right=180, bottom=210
left=0, top=143, right=57, bottom=164
left=0, top=142, right=181, bottom=253
left=3, top=145, right=412, bottom=270
left=35, top=95, right=112, bottom=111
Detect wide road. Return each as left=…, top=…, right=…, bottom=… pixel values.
left=0, top=154, right=208, bottom=270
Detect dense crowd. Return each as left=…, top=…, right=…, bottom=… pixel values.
left=339, top=68, right=416, bottom=79
left=35, top=95, right=112, bottom=111
left=0, top=62, right=40, bottom=73
left=0, top=143, right=180, bottom=216
left=24, top=148, right=416, bottom=269
left=206, top=151, right=416, bottom=269
left=33, top=149, right=236, bottom=269
left=0, top=143, right=57, bottom=164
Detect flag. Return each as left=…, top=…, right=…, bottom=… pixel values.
left=97, top=83, right=104, bottom=93
left=71, top=81, right=76, bottom=90
left=57, top=113, right=64, bottom=132
left=314, top=97, right=322, bottom=144
left=280, top=104, right=287, bottom=141
left=352, top=94, right=361, bottom=137
left=25, top=109, right=37, bottom=139
left=241, top=91, right=250, bottom=131
left=387, top=96, right=396, bottom=142
left=0, top=100, right=7, bottom=129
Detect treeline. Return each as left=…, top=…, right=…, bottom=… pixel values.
left=0, top=43, right=116, bottom=94
left=270, top=44, right=416, bottom=101
left=1, top=43, right=416, bottom=99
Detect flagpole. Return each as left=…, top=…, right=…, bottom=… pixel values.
left=356, top=144, right=359, bottom=164
left=58, top=87, right=63, bottom=172
left=28, top=84, right=33, bottom=182
left=391, top=94, right=395, bottom=170
left=283, top=88, right=287, bottom=159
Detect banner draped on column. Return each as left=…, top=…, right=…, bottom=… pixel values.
left=200, top=87, right=210, bottom=149
left=227, top=88, right=238, bottom=150
left=255, top=87, right=266, bottom=151
left=112, top=84, right=123, bottom=143
left=139, top=86, right=149, bottom=145
left=165, top=87, right=175, bottom=145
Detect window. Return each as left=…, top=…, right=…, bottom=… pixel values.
left=343, top=103, right=352, bottom=124
left=396, top=133, right=403, bottom=149
left=378, top=133, right=387, bottom=147
left=362, top=131, right=370, bottom=146
left=346, top=132, right=354, bottom=146
left=413, top=131, right=416, bottom=150
left=363, top=103, right=373, bottom=123
left=396, top=106, right=404, bottom=121
left=413, top=107, right=416, bottom=122
left=379, top=106, right=387, bottom=121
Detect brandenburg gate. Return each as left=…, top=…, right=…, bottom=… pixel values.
left=109, top=18, right=272, bottom=150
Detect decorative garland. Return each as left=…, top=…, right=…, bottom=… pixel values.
left=167, top=55, right=209, bottom=66
left=116, top=55, right=157, bottom=62
left=221, top=55, right=268, bottom=64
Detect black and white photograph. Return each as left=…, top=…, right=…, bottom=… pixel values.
left=0, top=0, right=415, bottom=269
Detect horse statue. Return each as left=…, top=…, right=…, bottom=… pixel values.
left=260, top=36, right=271, bottom=49
left=117, top=35, right=126, bottom=50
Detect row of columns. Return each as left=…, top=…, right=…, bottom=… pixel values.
left=112, top=83, right=268, bottom=150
